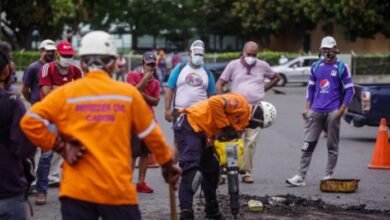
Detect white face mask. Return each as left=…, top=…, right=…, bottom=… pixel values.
left=60, top=57, right=73, bottom=65
left=244, top=56, right=256, bottom=65
left=191, top=55, right=204, bottom=66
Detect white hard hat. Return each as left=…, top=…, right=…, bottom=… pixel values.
left=39, top=39, right=56, bottom=51
left=320, top=36, right=337, bottom=49
left=251, top=101, right=277, bottom=129
left=79, top=31, right=118, bottom=58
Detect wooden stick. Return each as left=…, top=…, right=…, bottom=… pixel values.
left=169, top=184, right=177, bottom=220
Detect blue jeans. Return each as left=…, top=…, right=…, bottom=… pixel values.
left=0, top=193, right=27, bottom=220
left=36, top=150, right=54, bottom=193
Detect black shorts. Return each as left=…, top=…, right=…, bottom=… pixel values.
left=131, top=133, right=150, bottom=158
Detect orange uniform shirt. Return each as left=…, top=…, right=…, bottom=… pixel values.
left=183, top=93, right=252, bottom=138
left=20, top=70, right=172, bottom=205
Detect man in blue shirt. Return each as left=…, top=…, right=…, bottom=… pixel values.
left=286, top=36, right=355, bottom=186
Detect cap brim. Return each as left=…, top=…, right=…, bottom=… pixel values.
left=59, top=51, right=75, bottom=56
left=144, top=59, right=156, bottom=64
left=43, top=45, right=57, bottom=51
left=320, top=44, right=335, bottom=49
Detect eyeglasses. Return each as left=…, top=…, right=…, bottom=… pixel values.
left=145, top=63, right=156, bottom=67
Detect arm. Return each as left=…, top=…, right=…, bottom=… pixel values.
left=216, top=79, right=226, bottom=94
left=39, top=63, right=54, bottom=97
left=41, top=85, right=53, bottom=97
left=164, top=65, right=181, bottom=122
left=142, top=92, right=160, bottom=106
left=265, top=73, right=281, bottom=92
left=164, top=87, right=174, bottom=122
left=134, top=71, right=153, bottom=92
left=303, top=66, right=316, bottom=119
left=338, top=64, right=355, bottom=118
left=21, top=85, right=31, bottom=102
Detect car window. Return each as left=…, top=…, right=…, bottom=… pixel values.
left=303, top=59, right=317, bottom=67
left=289, top=62, right=300, bottom=68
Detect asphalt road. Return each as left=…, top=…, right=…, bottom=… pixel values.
left=18, top=84, right=389, bottom=219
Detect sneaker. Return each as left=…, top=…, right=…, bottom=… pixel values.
left=136, top=182, right=154, bottom=193
left=180, top=209, right=194, bottom=220
left=322, top=175, right=333, bottom=181
left=286, top=175, right=306, bottom=186
left=35, top=192, right=47, bottom=205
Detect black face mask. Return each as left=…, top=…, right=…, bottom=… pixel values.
left=44, top=54, right=55, bottom=62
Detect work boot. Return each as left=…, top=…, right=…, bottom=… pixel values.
left=205, top=200, right=225, bottom=220
left=179, top=209, right=194, bottom=220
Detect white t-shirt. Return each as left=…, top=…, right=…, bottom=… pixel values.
left=166, top=64, right=216, bottom=108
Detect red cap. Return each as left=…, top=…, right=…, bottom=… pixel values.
left=56, top=41, right=74, bottom=56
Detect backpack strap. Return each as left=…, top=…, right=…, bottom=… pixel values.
left=312, top=59, right=322, bottom=77
left=337, top=61, right=345, bottom=80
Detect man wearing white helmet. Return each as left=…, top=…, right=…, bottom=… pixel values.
left=20, top=31, right=181, bottom=219
left=286, top=36, right=355, bottom=187
left=216, top=41, right=281, bottom=184
left=173, top=92, right=270, bottom=220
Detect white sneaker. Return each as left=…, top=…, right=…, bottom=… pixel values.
left=322, top=175, right=333, bottom=181
left=286, top=175, right=306, bottom=186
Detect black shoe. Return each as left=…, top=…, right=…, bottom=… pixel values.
left=206, top=212, right=225, bottom=220
left=180, top=209, right=194, bottom=220
left=205, top=200, right=225, bottom=220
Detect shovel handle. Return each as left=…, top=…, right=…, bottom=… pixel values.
left=169, top=184, right=177, bottom=220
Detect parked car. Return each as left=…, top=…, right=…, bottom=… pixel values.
left=344, top=83, right=390, bottom=127
left=272, top=56, right=318, bottom=86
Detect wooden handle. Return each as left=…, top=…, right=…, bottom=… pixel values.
left=169, top=184, right=177, bottom=220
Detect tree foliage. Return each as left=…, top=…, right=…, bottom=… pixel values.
left=1, top=0, right=388, bottom=50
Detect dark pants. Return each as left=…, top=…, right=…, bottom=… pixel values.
left=174, top=115, right=220, bottom=212
left=61, top=197, right=142, bottom=220
left=0, top=194, right=26, bottom=220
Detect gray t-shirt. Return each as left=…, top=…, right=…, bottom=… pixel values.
left=22, top=60, right=43, bottom=104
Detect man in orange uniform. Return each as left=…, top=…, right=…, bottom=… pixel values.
left=20, top=31, right=181, bottom=220
left=175, top=93, right=263, bottom=220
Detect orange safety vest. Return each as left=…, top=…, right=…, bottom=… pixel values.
left=183, top=93, right=252, bottom=138
left=20, top=70, right=172, bottom=205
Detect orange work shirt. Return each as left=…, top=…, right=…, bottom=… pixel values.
left=183, top=93, right=252, bottom=138
left=20, top=70, right=172, bottom=205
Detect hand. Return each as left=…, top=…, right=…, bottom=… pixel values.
left=161, top=160, right=182, bottom=190
left=302, top=109, right=310, bottom=120
left=336, top=109, right=344, bottom=120
left=165, top=109, right=173, bottom=122
left=144, top=70, right=153, bottom=80
left=53, top=136, right=86, bottom=166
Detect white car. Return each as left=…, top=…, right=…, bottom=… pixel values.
left=272, top=56, right=319, bottom=86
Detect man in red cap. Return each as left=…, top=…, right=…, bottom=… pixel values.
left=34, top=41, right=83, bottom=205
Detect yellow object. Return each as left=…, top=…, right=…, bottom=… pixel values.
left=248, top=200, right=263, bottom=212
left=214, top=138, right=244, bottom=168
left=320, top=179, right=360, bottom=193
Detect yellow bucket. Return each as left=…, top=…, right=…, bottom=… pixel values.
left=213, top=139, right=244, bottom=168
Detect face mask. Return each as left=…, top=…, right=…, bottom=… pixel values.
left=244, top=56, right=256, bottom=65
left=60, top=57, right=73, bottom=65
left=44, top=54, right=55, bottom=62
left=191, top=55, right=204, bottom=66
